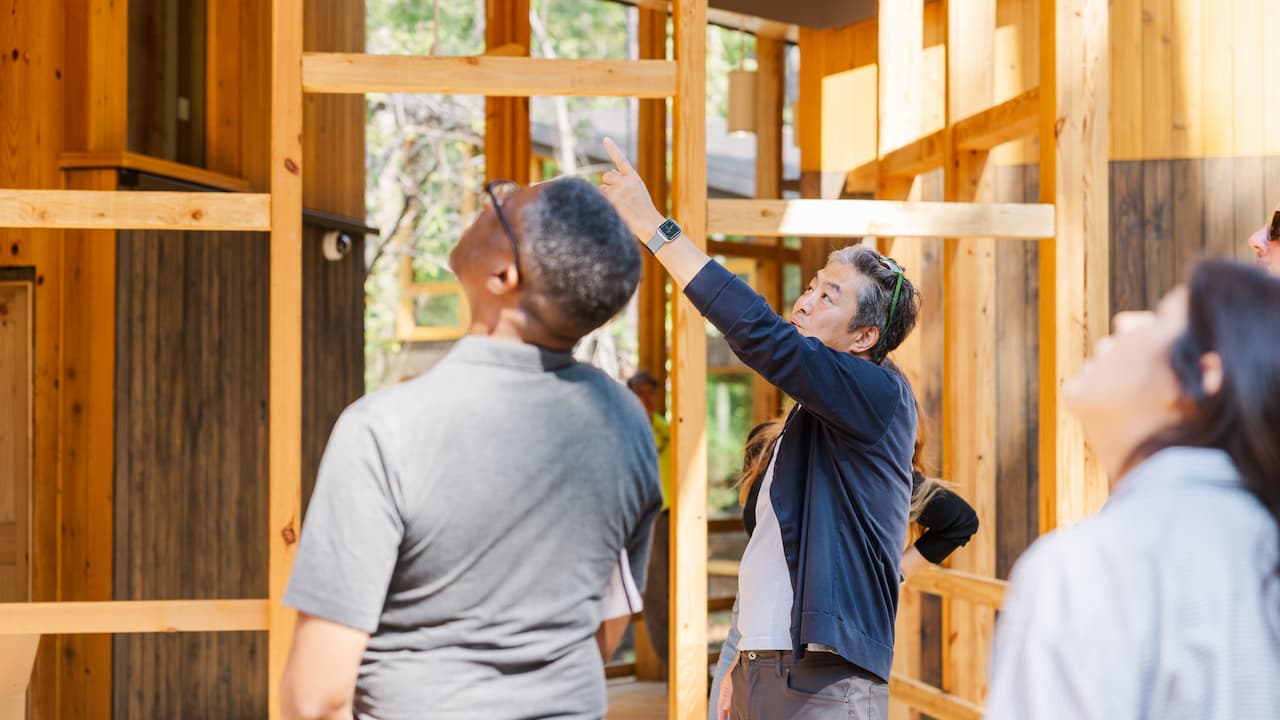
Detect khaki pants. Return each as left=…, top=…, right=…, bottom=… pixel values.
left=729, top=650, right=889, bottom=720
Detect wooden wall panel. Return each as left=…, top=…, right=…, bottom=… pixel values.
left=113, top=222, right=271, bottom=720
left=0, top=278, right=33, bottom=605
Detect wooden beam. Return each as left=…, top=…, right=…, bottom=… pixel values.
left=903, top=567, right=1007, bottom=608
left=636, top=4, right=670, bottom=421
left=877, top=5, right=925, bottom=717
left=670, top=0, right=708, bottom=717
left=953, top=87, right=1041, bottom=151
left=620, top=0, right=797, bottom=42
left=888, top=675, right=984, bottom=720
left=879, top=130, right=945, bottom=180
left=706, top=239, right=800, bottom=263
left=752, top=33, right=786, bottom=424
left=0, top=634, right=39, bottom=718
left=0, top=190, right=270, bottom=230
left=942, top=0, right=998, bottom=706
left=269, top=0, right=305, bottom=716
left=1039, top=0, right=1110, bottom=530
left=302, top=54, right=678, bottom=98
left=59, top=151, right=254, bottom=192
left=484, top=0, right=531, bottom=184
left=0, top=600, right=269, bottom=635
left=706, top=199, right=1055, bottom=239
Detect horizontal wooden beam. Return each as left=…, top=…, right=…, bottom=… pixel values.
left=706, top=559, right=740, bottom=577
left=707, top=239, right=801, bottom=263
left=707, top=518, right=745, bottom=535
left=303, top=53, right=677, bottom=98
left=889, top=674, right=984, bottom=720
left=878, top=129, right=945, bottom=179
left=0, top=600, right=269, bottom=635
left=904, top=566, right=1007, bottom=607
left=59, top=151, right=254, bottom=193
left=707, top=199, right=1055, bottom=239
left=619, top=0, right=798, bottom=41
left=954, top=87, right=1041, bottom=151
left=0, top=190, right=271, bottom=230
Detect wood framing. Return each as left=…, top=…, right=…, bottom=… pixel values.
left=887, top=675, right=984, bottom=720
left=903, top=567, right=1007, bottom=608
left=751, top=32, right=787, bottom=424
left=0, top=600, right=269, bottom=635
left=59, top=151, right=254, bottom=192
left=953, top=87, right=1041, bottom=151
left=0, top=190, right=271, bottom=230
left=268, top=0, right=305, bottom=716
left=879, top=130, right=945, bottom=180
left=302, top=54, right=678, bottom=98
left=1039, top=0, right=1110, bottom=529
left=669, top=0, right=708, bottom=717
left=484, top=0, right=532, bottom=184
left=706, top=199, right=1055, bottom=239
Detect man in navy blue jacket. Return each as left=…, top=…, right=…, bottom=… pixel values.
left=602, top=140, right=921, bottom=720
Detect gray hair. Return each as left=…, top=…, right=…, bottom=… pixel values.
left=827, top=244, right=921, bottom=364
left=518, top=177, right=641, bottom=339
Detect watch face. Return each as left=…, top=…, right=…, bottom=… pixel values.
left=658, top=219, right=681, bottom=241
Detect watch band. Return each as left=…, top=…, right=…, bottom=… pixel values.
left=645, top=230, right=668, bottom=255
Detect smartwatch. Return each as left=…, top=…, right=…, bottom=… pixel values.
left=646, top=218, right=683, bottom=255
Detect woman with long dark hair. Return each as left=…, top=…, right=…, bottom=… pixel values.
left=985, top=261, right=1280, bottom=719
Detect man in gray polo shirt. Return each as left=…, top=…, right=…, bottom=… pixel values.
left=279, top=177, right=662, bottom=720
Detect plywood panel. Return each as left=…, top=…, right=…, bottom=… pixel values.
left=0, top=281, right=32, bottom=604
left=1199, top=0, right=1233, bottom=157
left=1230, top=0, right=1263, bottom=158
left=1169, top=0, right=1202, bottom=158
left=1140, top=0, right=1172, bottom=162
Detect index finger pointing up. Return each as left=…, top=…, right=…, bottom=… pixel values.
left=602, top=138, right=635, bottom=175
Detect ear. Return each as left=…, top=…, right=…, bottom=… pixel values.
left=1200, top=351, right=1224, bottom=397
left=484, top=262, right=520, bottom=296
left=847, top=325, right=880, bottom=355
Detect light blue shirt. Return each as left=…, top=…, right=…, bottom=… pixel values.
left=986, top=447, right=1280, bottom=720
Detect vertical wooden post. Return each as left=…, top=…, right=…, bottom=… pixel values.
left=636, top=4, right=670, bottom=417
left=941, top=0, right=998, bottom=705
left=876, top=4, right=923, bottom=718
left=1038, top=0, right=1110, bottom=529
left=268, top=0, right=305, bottom=715
left=670, top=0, right=707, bottom=717
left=485, top=0, right=531, bottom=184
left=752, top=33, right=785, bottom=424
left=633, top=4, right=669, bottom=681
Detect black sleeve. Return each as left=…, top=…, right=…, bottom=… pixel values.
left=913, top=482, right=980, bottom=564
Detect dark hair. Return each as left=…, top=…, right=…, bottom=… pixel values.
left=827, top=245, right=922, bottom=364
left=627, top=369, right=658, bottom=391
left=518, top=177, right=641, bottom=339
left=1132, top=261, right=1280, bottom=572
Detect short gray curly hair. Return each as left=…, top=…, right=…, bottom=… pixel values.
left=518, top=177, right=641, bottom=339
left=827, top=244, right=921, bottom=364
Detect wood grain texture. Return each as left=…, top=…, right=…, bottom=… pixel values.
left=706, top=199, right=1055, bottom=239
left=59, top=152, right=253, bottom=192
left=0, top=281, right=32, bottom=604
left=669, top=0, right=708, bottom=717
left=888, top=674, right=984, bottom=720
left=0, top=190, right=271, bottom=230
left=484, top=0, right=531, bottom=184
left=0, top=600, right=269, bottom=634
left=303, top=54, right=679, bottom=98
left=953, top=88, right=1040, bottom=151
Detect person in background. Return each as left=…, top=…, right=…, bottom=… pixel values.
left=279, top=176, right=662, bottom=720
left=1246, top=203, right=1280, bottom=275
left=626, top=370, right=674, bottom=668
left=985, top=260, right=1280, bottom=719
left=709, top=412, right=979, bottom=720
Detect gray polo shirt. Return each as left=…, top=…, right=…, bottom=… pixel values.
left=285, top=336, right=662, bottom=720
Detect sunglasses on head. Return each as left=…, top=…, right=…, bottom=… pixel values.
left=874, top=253, right=905, bottom=329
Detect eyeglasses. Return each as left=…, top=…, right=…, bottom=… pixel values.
left=481, top=179, right=522, bottom=284
left=874, top=253, right=905, bottom=329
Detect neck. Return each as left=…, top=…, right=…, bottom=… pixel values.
left=1083, top=416, right=1171, bottom=489
left=469, top=306, right=577, bottom=352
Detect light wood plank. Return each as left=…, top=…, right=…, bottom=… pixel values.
left=670, top=0, right=708, bottom=717
left=0, top=190, right=270, bottom=230
left=953, top=87, right=1040, bottom=151
left=706, top=199, right=1055, bottom=239
left=59, top=151, right=253, bottom=192
left=1169, top=0, right=1203, bottom=158
left=943, top=0, right=998, bottom=705
left=0, top=633, right=39, bottom=718
left=879, top=130, right=946, bottom=179
left=888, top=674, right=984, bottom=720
left=1199, top=0, right=1233, bottom=156
left=1231, top=0, right=1263, bottom=158
left=706, top=240, right=800, bottom=263
left=0, top=600, right=269, bottom=635
left=303, top=54, right=678, bottom=98
left=1109, top=0, right=1143, bottom=160
left=484, top=0, right=531, bottom=184
left=1039, top=0, right=1111, bottom=528
left=269, top=0, right=306, bottom=716
left=751, top=33, right=786, bottom=424
left=904, top=566, right=1007, bottom=608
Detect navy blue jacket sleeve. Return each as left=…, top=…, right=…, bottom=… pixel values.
left=684, top=261, right=901, bottom=443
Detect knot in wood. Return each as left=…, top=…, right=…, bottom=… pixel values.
left=284, top=158, right=300, bottom=175
left=281, top=526, right=297, bottom=545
